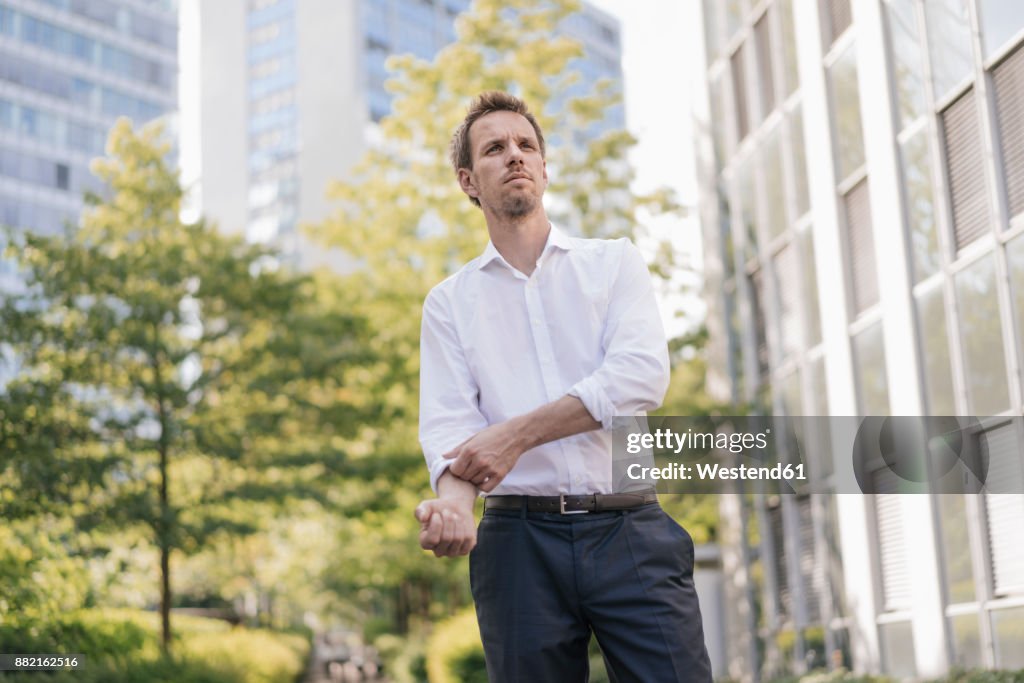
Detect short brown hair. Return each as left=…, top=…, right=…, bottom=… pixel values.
left=450, top=92, right=546, bottom=206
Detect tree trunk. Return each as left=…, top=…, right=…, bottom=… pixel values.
left=153, top=348, right=173, bottom=655
left=160, top=539, right=171, bottom=654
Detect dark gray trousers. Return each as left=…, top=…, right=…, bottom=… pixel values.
left=470, top=502, right=713, bottom=682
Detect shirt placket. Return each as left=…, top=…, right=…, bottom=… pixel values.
left=524, top=258, right=587, bottom=493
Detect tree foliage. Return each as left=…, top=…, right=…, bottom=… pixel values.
left=0, top=119, right=367, bottom=650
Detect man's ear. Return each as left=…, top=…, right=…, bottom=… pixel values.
left=458, top=168, right=479, bottom=200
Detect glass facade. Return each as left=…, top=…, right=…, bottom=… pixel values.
left=0, top=0, right=176, bottom=235
left=245, top=0, right=298, bottom=244
left=699, top=0, right=1024, bottom=676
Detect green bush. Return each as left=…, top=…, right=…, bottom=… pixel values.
left=0, top=608, right=309, bottom=683
left=425, top=607, right=485, bottom=683
left=372, top=633, right=427, bottom=683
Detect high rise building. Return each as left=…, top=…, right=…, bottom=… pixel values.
left=196, top=0, right=623, bottom=258
left=0, top=0, right=178, bottom=235
left=693, top=0, right=1024, bottom=679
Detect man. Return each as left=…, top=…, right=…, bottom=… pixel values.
left=415, top=91, right=711, bottom=682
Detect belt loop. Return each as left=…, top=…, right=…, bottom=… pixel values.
left=520, top=497, right=528, bottom=519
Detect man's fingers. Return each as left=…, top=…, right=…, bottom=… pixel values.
left=429, top=510, right=451, bottom=556
left=419, top=511, right=443, bottom=550
left=479, top=474, right=503, bottom=493
left=414, top=503, right=431, bottom=524
left=448, top=451, right=469, bottom=477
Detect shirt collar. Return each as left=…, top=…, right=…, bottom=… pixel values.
left=476, top=223, right=575, bottom=271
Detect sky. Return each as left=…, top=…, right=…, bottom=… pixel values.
left=587, top=0, right=700, bottom=204
left=585, top=0, right=707, bottom=335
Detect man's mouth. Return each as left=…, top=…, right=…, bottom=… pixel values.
left=505, top=173, right=530, bottom=183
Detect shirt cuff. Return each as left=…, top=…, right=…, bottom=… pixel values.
left=428, top=456, right=454, bottom=494
left=568, top=376, right=616, bottom=430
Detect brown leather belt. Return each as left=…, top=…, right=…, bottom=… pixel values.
left=483, top=489, right=658, bottom=515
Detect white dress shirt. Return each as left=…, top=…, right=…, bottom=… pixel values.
left=418, top=224, right=670, bottom=495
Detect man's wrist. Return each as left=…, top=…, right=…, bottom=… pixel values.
left=437, top=469, right=479, bottom=506
left=506, top=413, right=538, bottom=453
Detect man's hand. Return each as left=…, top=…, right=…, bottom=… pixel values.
left=415, top=471, right=478, bottom=558
left=415, top=497, right=477, bottom=557
left=444, top=420, right=527, bottom=493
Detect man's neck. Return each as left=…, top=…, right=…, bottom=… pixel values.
left=485, top=210, right=551, bottom=276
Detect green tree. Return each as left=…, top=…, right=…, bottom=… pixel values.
left=307, top=0, right=684, bottom=635
left=0, top=120, right=367, bottom=652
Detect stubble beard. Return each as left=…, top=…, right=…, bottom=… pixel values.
left=501, top=193, right=537, bottom=219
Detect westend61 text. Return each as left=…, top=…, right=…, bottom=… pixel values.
left=627, top=462, right=806, bottom=482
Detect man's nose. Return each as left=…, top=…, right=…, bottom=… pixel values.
left=506, top=142, right=524, bottom=164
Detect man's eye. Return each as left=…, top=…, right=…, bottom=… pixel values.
left=488, top=145, right=501, bottom=153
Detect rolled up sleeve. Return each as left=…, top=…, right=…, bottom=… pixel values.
left=568, top=240, right=670, bottom=429
left=419, top=286, right=489, bottom=493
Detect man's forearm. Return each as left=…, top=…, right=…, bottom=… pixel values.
left=509, top=394, right=601, bottom=452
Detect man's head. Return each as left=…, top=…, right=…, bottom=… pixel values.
left=450, top=92, right=548, bottom=217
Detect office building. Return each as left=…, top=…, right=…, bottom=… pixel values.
left=693, top=0, right=1024, bottom=679
left=0, top=0, right=178, bottom=235
left=197, top=0, right=623, bottom=257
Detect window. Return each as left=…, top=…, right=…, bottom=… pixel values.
left=799, top=228, right=822, bottom=347
left=991, top=42, right=1024, bottom=221
left=845, top=178, right=877, bottom=314
left=754, top=11, right=775, bottom=119
left=829, top=43, right=865, bottom=180
left=702, top=0, right=720, bottom=63
left=731, top=43, right=750, bottom=142
left=901, top=130, right=941, bottom=281
left=763, top=123, right=786, bottom=240
left=853, top=322, right=889, bottom=415
left=750, top=270, right=769, bottom=378
left=738, top=153, right=759, bottom=260
left=824, top=0, right=852, bottom=47
left=790, top=107, right=810, bottom=218
left=916, top=284, right=956, bottom=415
left=772, top=244, right=801, bottom=359
left=979, top=0, right=1024, bottom=60
left=1008, top=233, right=1024, bottom=380
left=982, top=424, right=1024, bottom=595
left=991, top=607, right=1024, bottom=668
left=875, top=495, right=910, bottom=609
left=885, top=0, right=927, bottom=129
left=950, top=613, right=983, bottom=669
left=879, top=621, right=917, bottom=677
left=709, top=76, right=728, bottom=166
left=955, top=255, right=1010, bottom=415
left=938, top=495, right=976, bottom=603
left=942, top=89, right=990, bottom=252
left=778, top=0, right=799, bottom=96
left=724, top=0, right=744, bottom=42
left=55, top=163, right=69, bottom=191
left=925, top=0, right=974, bottom=101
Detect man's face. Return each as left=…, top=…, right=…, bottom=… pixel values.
left=459, top=110, right=548, bottom=218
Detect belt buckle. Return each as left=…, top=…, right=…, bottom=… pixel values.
left=559, top=494, right=588, bottom=515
